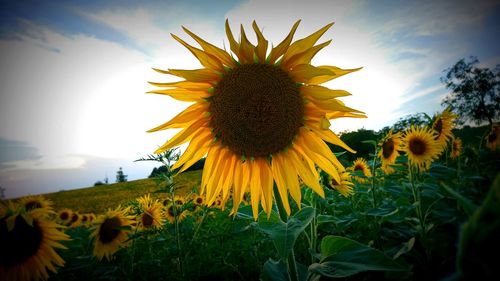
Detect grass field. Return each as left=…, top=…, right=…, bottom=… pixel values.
left=43, top=170, right=202, bottom=213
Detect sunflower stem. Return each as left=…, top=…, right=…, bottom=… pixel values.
left=371, top=146, right=378, bottom=208
left=408, top=165, right=425, bottom=239
left=273, top=185, right=299, bottom=281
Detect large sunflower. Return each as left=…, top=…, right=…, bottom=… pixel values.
left=378, top=130, right=402, bottom=174
left=149, top=20, right=365, bottom=218
left=402, top=126, right=441, bottom=172
left=348, top=158, right=372, bottom=183
left=431, top=108, right=456, bottom=151
left=90, top=206, right=134, bottom=261
left=0, top=210, right=69, bottom=281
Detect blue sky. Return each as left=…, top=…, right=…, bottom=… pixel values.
left=0, top=0, right=499, bottom=198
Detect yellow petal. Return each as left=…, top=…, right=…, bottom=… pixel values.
left=326, top=111, right=367, bottom=119
left=294, top=134, right=341, bottom=184
left=147, top=103, right=208, bottom=132
left=172, top=129, right=213, bottom=172
left=282, top=22, right=334, bottom=62
left=231, top=159, right=243, bottom=215
left=282, top=40, right=331, bottom=69
left=171, top=33, right=224, bottom=72
left=288, top=64, right=335, bottom=83
left=148, top=80, right=212, bottom=90
left=301, top=85, right=351, bottom=100
left=309, top=97, right=365, bottom=115
left=167, top=68, right=220, bottom=83
left=147, top=89, right=210, bottom=102
left=308, top=66, right=362, bottom=85
left=257, top=158, right=273, bottom=216
left=277, top=152, right=301, bottom=207
left=300, top=128, right=346, bottom=171
left=308, top=119, right=356, bottom=153
left=182, top=26, right=236, bottom=68
left=288, top=148, right=324, bottom=197
left=225, top=19, right=241, bottom=59
left=268, top=20, right=301, bottom=64
left=239, top=24, right=255, bottom=63
left=221, top=153, right=237, bottom=206
left=200, top=145, right=221, bottom=194
left=271, top=154, right=291, bottom=215
left=205, top=148, right=230, bottom=203
left=320, top=116, right=331, bottom=130
left=249, top=160, right=261, bottom=220
left=154, top=118, right=208, bottom=154
left=252, top=21, right=268, bottom=63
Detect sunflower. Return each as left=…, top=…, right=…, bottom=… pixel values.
left=431, top=108, right=456, bottom=151
left=57, top=209, right=73, bottom=225
left=173, top=195, right=185, bottom=207
left=402, top=126, right=441, bottom=172
left=485, top=124, right=500, bottom=151
left=90, top=206, right=134, bottom=261
left=192, top=194, right=205, bottom=206
left=18, top=195, right=53, bottom=215
left=136, top=195, right=165, bottom=230
left=378, top=130, right=402, bottom=174
left=164, top=203, right=187, bottom=224
left=348, top=158, right=372, bottom=183
left=450, top=137, right=463, bottom=159
left=68, top=212, right=81, bottom=228
left=327, top=171, right=354, bottom=197
left=149, top=20, right=365, bottom=219
left=0, top=210, right=69, bottom=281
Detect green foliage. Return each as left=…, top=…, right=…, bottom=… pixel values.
left=441, top=56, right=500, bottom=126
left=308, top=236, right=408, bottom=278
left=331, top=128, right=379, bottom=162
left=391, top=112, right=430, bottom=132
left=457, top=174, right=500, bottom=280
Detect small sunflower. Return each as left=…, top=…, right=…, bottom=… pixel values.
left=402, top=126, right=441, bottom=172
left=164, top=203, right=187, bottom=224
left=18, top=195, right=53, bottom=215
left=192, top=194, right=205, bottom=206
left=136, top=195, right=165, bottom=230
left=68, top=212, right=81, bottom=228
left=327, top=171, right=354, bottom=197
left=378, top=130, right=402, bottom=174
left=90, top=206, right=134, bottom=261
left=0, top=211, right=70, bottom=281
left=485, top=124, right=500, bottom=151
left=57, top=209, right=73, bottom=225
left=450, top=137, right=463, bottom=159
left=431, top=108, right=456, bottom=151
left=173, top=195, right=185, bottom=207
left=348, top=158, right=372, bottom=183
left=149, top=20, right=365, bottom=219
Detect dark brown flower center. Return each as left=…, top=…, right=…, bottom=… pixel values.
left=409, top=138, right=426, bottom=156
left=60, top=212, right=69, bottom=220
left=331, top=177, right=340, bottom=186
left=142, top=213, right=154, bottom=227
left=0, top=215, right=43, bottom=267
left=25, top=201, right=42, bottom=210
left=71, top=213, right=79, bottom=223
left=98, top=217, right=122, bottom=244
left=210, top=63, right=303, bottom=157
left=382, top=138, right=395, bottom=159
left=195, top=197, right=203, bottom=205
left=354, top=165, right=363, bottom=171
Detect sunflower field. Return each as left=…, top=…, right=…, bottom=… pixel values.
left=2, top=20, right=500, bottom=281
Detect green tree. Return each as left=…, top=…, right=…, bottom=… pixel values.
left=392, top=112, right=430, bottom=132
left=115, top=167, right=128, bottom=183
left=441, top=56, right=500, bottom=126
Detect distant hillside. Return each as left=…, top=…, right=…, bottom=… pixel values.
left=42, top=170, right=202, bottom=214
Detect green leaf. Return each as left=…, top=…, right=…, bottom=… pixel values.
left=361, top=140, right=377, bottom=147
left=309, top=235, right=408, bottom=278
left=260, top=259, right=289, bottom=281
left=257, top=207, right=315, bottom=259
left=440, top=182, right=477, bottom=216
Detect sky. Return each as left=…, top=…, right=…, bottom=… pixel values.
left=0, top=0, right=499, bottom=198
